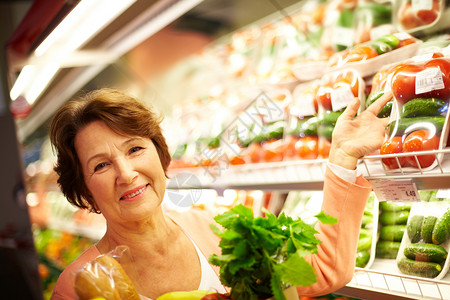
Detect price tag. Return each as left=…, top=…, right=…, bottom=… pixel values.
left=369, top=179, right=420, bottom=202
left=292, top=93, right=316, bottom=117
left=415, top=67, right=445, bottom=95
left=436, top=189, right=450, bottom=199
left=393, top=32, right=412, bottom=41
left=331, top=84, right=354, bottom=111
left=412, top=0, right=433, bottom=12
left=332, top=27, right=355, bottom=48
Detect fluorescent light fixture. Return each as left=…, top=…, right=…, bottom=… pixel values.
left=35, top=0, right=137, bottom=57
left=10, top=65, right=35, bottom=101
left=25, top=63, right=59, bottom=104
left=10, top=0, right=137, bottom=105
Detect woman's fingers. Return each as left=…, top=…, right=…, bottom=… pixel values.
left=340, top=97, right=361, bottom=120
left=365, top=90, right=393, bottom=116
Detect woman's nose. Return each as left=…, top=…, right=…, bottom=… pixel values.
left=115, top=158, right=137, bottom=184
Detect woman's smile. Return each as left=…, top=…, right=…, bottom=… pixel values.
left=120, top=184, right=149, bottom=201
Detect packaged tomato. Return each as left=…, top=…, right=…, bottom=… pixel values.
left=394, top=0, right=445, bottom=33
left=380, top=56, right=450, bottom=171
left=316, top=68, right=365, bottom=158
left=284, top=82, right=320, bottom=161
left=354, top=0, right=393, bottom=44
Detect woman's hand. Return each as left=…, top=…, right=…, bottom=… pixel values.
left=329, top=91, right=393, bottom=170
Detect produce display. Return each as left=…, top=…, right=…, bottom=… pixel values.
left=356, top=193, right=377, bottom=268
left=396, top=202, right=450, bottom=278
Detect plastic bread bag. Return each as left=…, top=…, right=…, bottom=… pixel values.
left=316, top=68, right=365, bottom=158
left=284, top=81, right=320, bottom=161
left=380, top=55, right=450, bottom=171
left=396, top=201, right=450, bottom=279
left=73, top=245, right=140, bottom=300
left=394, top=0, right=445, bottom=33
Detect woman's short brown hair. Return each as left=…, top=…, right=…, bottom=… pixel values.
left=50, top=88, right=171, bottom=213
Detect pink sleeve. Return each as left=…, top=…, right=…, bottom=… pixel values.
left=297, top=166, right=372, bottom=297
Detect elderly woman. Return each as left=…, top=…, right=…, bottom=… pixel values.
left=50, top=88, right=391, bottom=299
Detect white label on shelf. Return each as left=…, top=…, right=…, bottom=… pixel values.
left=332, top=27, right=355, bottom=47
left=292, top=93, right=316, bottom=117
left=436, top=189, right=450, bottom=198
left=412, top=0, right=433, bottom=12
left=415, top=67, right=444, bottom=95
left=369, top=179, right=420, bottom=202
left=331, top=84, right=354, bottom=111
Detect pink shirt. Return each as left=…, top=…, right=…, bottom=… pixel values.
left=51, top=166, right=371, bottom=299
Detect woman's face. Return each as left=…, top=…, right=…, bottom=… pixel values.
left=74, top=120, right=166, bottom=223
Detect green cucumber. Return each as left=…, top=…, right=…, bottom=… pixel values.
left=361, top=215, right=373, bottom=228
left=366, top=90, right=393, bottom=118
left=401, top=98, right=447, bottom=118
left=376, top=241, right=401, bottom=259
left=371, top=40, right=393, bottom=55
left=380, top=210, right=410, bottom=226
left=319, top=110, right=343, bottom=126
left=386, top=116, right=445, bottom=137
left=379, top=225, right=406, bottom=242
left=432, top=209, right=450, bottom=245
left=397, top=257, right=442, bottom=278
left=358, top=236, right=372, bottom=251
left=379, top=201, right=412, bottom=212
left=421, top=216, right=438, bottom=243
left=318, top=124, right=334, bottom=141
left=299, top=116, right=319, bottom=137
left=356, top=250, right=371, bottom=268
left=404, top=243, right=448, bottom=263
left=376, top=34, right=400, bottom=48
left=407, top=215, right=424, bottom=243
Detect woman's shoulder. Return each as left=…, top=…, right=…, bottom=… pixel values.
left=51, top=244, right=100, bottom=299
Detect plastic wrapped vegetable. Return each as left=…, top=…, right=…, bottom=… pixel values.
left=395, top=0, right=444, bottom=32
left=316, top=69, right=364, bottom=158
left=380, top=56, right=450, bottom=170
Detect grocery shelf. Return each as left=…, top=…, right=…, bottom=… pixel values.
left=337, top=259, right=450, bottom=300
left=166, top=149, right=450, bottom=191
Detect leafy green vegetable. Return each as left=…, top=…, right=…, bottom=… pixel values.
left=209, top=204, right=338, bottom=300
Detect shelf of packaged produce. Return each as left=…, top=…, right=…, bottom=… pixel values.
left=336, top=259, right=450, bottom=300
left=47, top=219, right=106, bottom=241
left=166, top=149, right=450, bottom=191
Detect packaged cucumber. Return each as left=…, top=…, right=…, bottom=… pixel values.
left=396, top=201, right=450, bottom=279
left=376, top=200, right=411, bottom=259
left=380, top=55, right=450, bottom=172
left=356, top=192, right=378, bottom=268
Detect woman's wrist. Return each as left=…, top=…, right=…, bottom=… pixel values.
left=328, top=146, right=358, bottom=170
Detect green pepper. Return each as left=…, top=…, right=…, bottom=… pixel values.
left=376, top=34, right=400, bottom=48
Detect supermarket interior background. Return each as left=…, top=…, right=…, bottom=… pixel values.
left=1, top=0, right=450, bottom=299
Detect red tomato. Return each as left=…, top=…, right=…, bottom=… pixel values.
left=380, top=136, right=407, bottom=169
left=403, top=130, right=440, bottom=168
left=295, top=136, right=319, bottom=159
left=423, top=58, right=450, bottom=101
left=416, top=0, right=440, bottom=24
left=284, top=135, right=300, bottom=158
left=391, top=64, right=424, bottom=104
left=335, top=70, right=360, bottom=97
left=229, top=155, right=246, bottom=165
left=398, top=2, right=422, bottom=30
left=318, top=138, right=331, bottom=158
left=243, top=142, right=263, bottom=163
left=316, top=85, right=333, bottom=111
left=262, top=139, right=285, bottom=162
left=345, top=45, right=379, bottom=63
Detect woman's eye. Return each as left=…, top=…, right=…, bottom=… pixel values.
left=94, top=163, right=107, bottom=172
left=130, top=146, right=143, bottom=154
